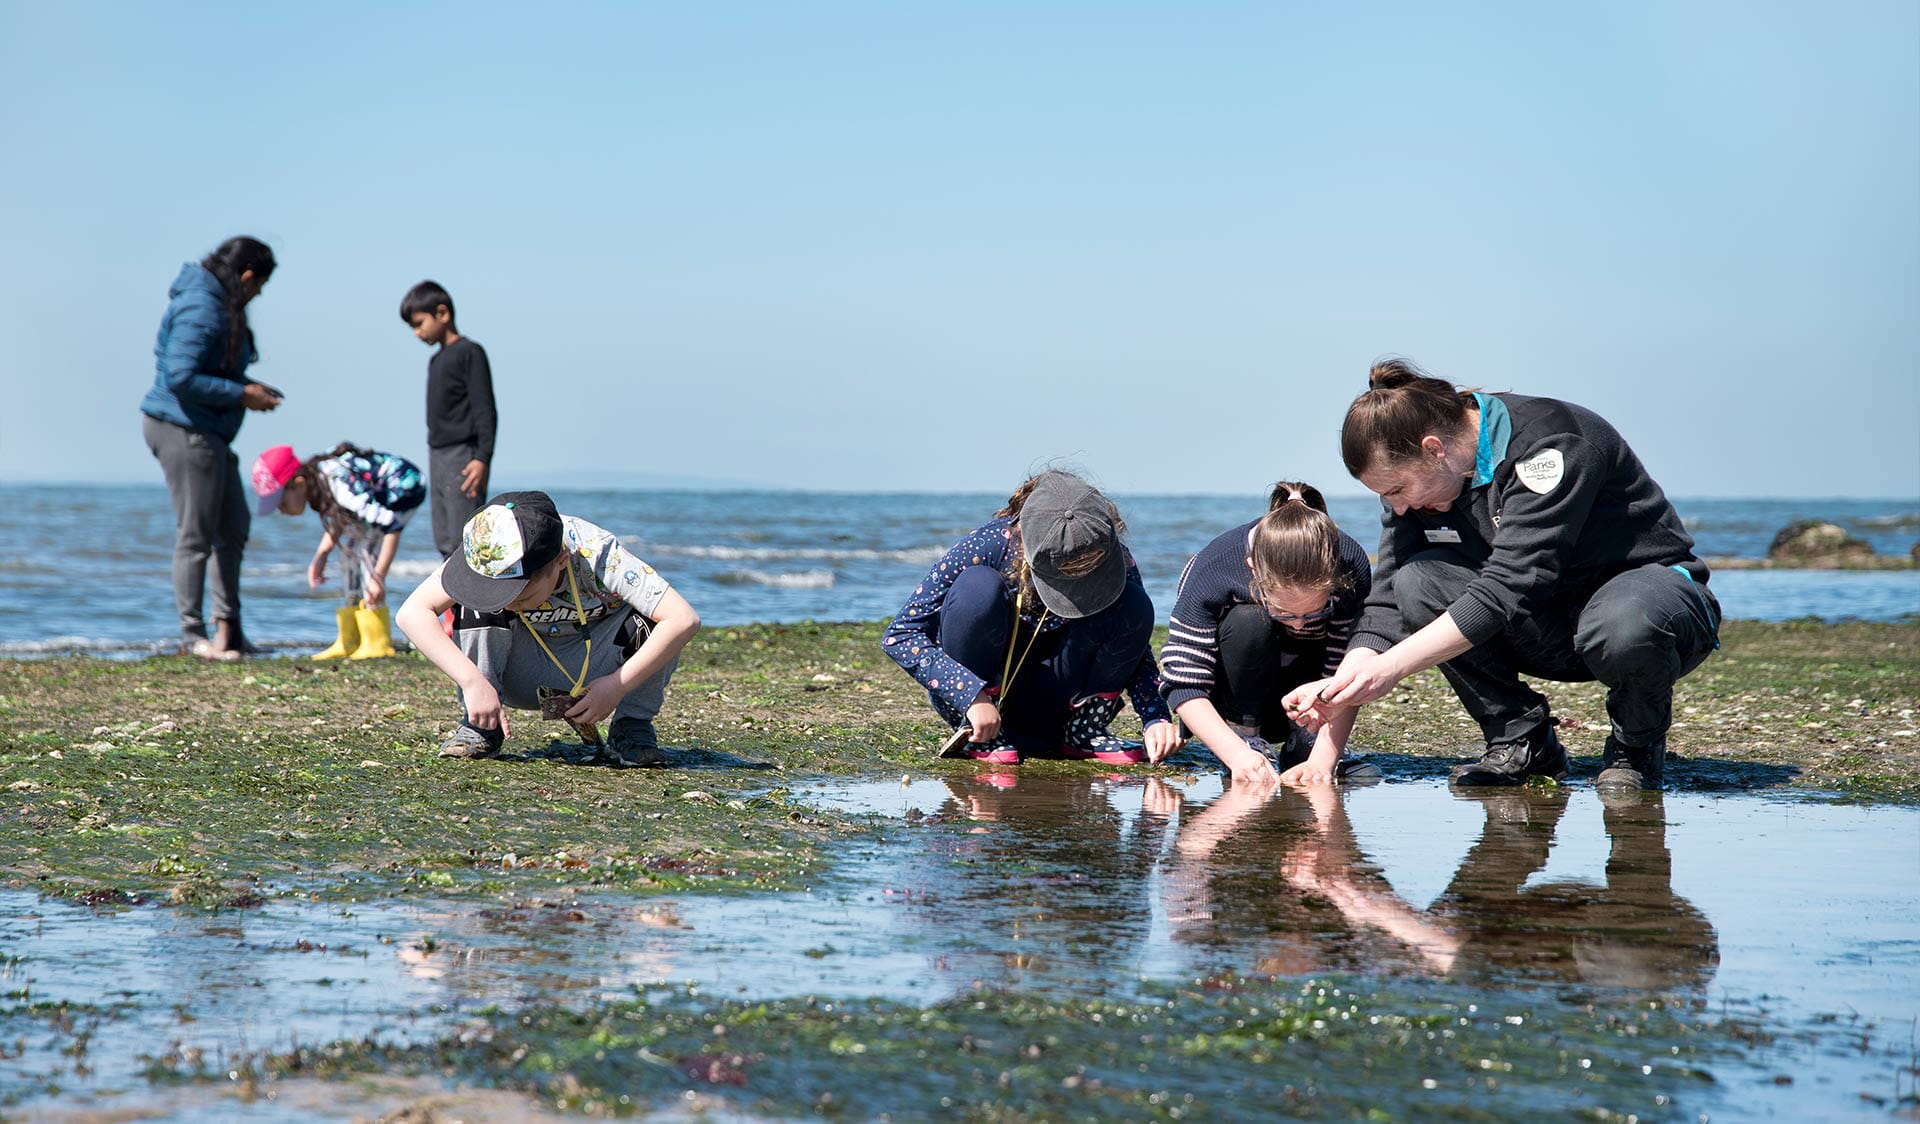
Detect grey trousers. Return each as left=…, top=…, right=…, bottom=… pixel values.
left=143, top=414, right=249, bottom=638
left=429, top=442, right=485, bottom=559
left=455, top=607, right=677, bottom=726
left=1392, top=551, right=1720, bottom=748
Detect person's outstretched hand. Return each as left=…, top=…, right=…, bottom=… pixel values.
left=242, top=383, right=282, bottom=411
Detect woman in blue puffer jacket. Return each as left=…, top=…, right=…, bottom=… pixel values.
left=139, top=236, right=284, bottom=660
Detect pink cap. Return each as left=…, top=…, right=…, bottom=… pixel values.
left=251, top=445, right=301, bottom=516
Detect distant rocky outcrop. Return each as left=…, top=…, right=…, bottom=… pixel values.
left=1768, top=520, right=1877, bottom=564
left=1708, top=519, right=1917, bottom=570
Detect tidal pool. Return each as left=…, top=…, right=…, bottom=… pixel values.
left=3, top=774, right=1915, bottom=1121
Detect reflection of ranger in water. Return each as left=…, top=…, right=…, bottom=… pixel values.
left=1427, top=791, right=1717, bottom=991
left=1157, top=785, right=1718, bottom=991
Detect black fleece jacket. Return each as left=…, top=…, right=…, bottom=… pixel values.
left=1351, top=393, right=1705, bottom=652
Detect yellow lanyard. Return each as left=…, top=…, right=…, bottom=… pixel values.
left=518, top=559, right=592, bottom=697
left=994, top=589, right=1050, bottom=708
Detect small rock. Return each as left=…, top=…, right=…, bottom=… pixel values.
left=680, top=790, right=719, bottom=804
left=810, top=673, right=837, bottom=683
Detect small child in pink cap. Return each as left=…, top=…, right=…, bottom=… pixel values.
left=253, top=443, right=426, bottom=659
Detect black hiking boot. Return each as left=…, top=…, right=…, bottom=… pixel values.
left=609, top=717, right=667, bottom=768
left=1449, top=725, right=1568, bottom=787
left=1595, top=735, right=1665, bottom=799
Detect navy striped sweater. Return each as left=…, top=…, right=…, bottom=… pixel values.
left=1161, top=519, right=1373, bottom=712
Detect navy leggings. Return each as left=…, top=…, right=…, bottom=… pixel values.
left=934, top=565, right=1154, bottom=752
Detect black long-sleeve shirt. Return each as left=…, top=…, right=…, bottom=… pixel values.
left=425, top=337, right=497, bottom=464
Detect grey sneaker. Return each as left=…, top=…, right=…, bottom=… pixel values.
left=609, top=717, right=666, bottom=767
left=1249, top=731, right=1383, bottom=782
left=438, top=722, right=502, bottom=759
left=1335, top=757, right=1384, bottom=781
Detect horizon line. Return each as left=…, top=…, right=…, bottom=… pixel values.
left=2, top=478, right=1917, bottom=505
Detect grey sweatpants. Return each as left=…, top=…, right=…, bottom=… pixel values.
left=429, top=442, right=485, bottom=559
left=455, top=607, right=677, bottom=726
left=143, top=414, right=250, bottom=638
left=1392, top=551, right=1721, bottom=748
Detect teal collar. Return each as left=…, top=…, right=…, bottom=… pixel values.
left=1471, top=392, right=1511, bottom=487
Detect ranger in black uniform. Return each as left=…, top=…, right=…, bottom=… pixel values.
left=1286, top=359, right=1720, bottom=792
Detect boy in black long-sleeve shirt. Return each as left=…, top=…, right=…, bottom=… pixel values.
left=401, top=280, right=499, bottom=558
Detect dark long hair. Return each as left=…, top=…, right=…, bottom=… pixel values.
left=297, top=442, right=375, bottom=535
left=200, top=237, right=276, bottom=372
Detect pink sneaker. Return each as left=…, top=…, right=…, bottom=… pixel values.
left=962, top=744, right=1021, bottom=765
left=1056, top=739, right=1147, bottom=764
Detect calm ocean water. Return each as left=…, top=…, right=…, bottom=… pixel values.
left=1, top=485, right=1914, bottom=657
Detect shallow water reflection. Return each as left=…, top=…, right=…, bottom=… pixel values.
left=3, top=774, right=1915, bottom=1120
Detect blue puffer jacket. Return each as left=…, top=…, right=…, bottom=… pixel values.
left=139, top=263, right=256, bottom=443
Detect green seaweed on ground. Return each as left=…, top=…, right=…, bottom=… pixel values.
left=147, top=975, right=1816, bottom=1122
left=0, top=620, right=1915, bottom=908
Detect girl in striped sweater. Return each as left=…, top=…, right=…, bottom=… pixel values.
left=1157, top=482, right=1378, bottom=785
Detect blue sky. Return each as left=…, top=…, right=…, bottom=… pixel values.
left=2, top=1, right=1915, bottom=497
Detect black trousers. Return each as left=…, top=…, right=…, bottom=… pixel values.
left=1208, top=602, right=1331, bottom=743
left=1392, top=550, right=1720, bottom=748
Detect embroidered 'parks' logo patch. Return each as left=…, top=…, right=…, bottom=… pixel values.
left=1515, top=449, right=1565, bottom=494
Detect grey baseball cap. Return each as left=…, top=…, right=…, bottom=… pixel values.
left=1018, top=471, right=1127, bottom=618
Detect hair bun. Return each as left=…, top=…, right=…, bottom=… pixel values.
left=1367, top=357, right=1430, bottom=390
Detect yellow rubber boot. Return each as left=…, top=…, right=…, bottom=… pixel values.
left=313, top=607, right=359, bottom=660
left=349, top=605, right=398, bottom=659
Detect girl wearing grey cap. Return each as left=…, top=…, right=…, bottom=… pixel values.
left=882, top=470, right=1179, bottom=765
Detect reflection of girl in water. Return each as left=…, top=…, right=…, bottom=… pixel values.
left=905, top=774, right=1173, bottom=987
left=1153, top=780, right=1454, bottom=977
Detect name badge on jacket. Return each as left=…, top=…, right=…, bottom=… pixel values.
left=1425, top=528, right=1462, bottom=544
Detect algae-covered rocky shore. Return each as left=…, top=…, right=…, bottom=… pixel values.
left=1, top=618, right=1915, bottom=907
